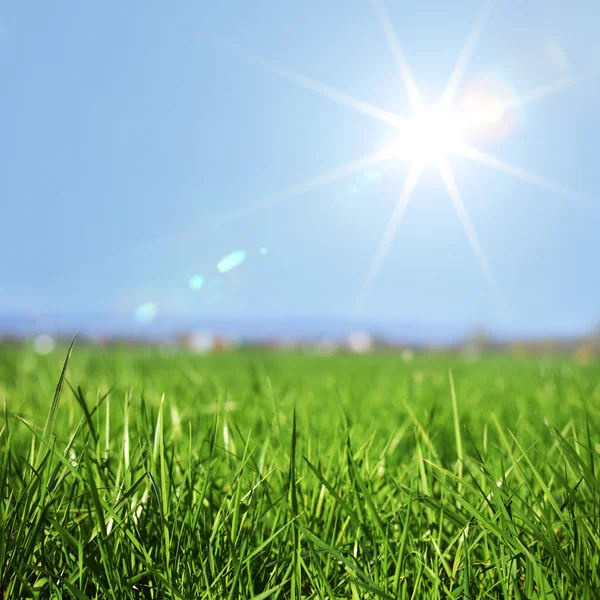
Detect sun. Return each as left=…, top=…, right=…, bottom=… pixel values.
left=140, top=1, right=595, bottom=319
left=394, top=107, right=463, bottom=165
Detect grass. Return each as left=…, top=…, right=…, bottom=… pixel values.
left=1, top=341, right=599, bottom=598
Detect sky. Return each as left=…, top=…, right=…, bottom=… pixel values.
left=0, top=0, right=599, bottom=337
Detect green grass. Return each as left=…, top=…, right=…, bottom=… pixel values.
left=1, top=342, right=599, bottom=599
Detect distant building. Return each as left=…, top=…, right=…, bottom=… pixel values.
left=461, top=325, right=491, bottom=356
left=573, top=343, right=598, bottom=364
left=261, top=337, right=299, bottom=352
left=508, top=342, right=530, bottom=358
left=345, top=331, right=373, bottom=354
left=401, top=349, right=414, bottom=362
left=177, top=331, right=237, bottom=353
left=311, top=339, right=339, bottom=355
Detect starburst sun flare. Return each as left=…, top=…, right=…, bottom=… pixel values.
left=136, top=0, right=597, bottom=320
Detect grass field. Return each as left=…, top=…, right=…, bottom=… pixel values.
left=1, top=341, right=599, bottom=599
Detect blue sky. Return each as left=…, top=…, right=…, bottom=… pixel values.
left=1, top=1, right=599, bottom=335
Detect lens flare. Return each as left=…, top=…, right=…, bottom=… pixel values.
left=135, top=302, right=158, bottom=323
left=217, top=250, right=247, bottom=273
left=365, top=169, right=383, bottom=181
left=189, top=275, right=205, bottom=291
left=455, top=74, right=521, bottom=141
left=259, top=247, right=268, bottom=255
left=465, top=93, right=505, bottom=124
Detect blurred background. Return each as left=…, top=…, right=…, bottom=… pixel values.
left=0, top=0, right=598, bottom=357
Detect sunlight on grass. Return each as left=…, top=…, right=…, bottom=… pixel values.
left=1, top=344, right=599, bottom=598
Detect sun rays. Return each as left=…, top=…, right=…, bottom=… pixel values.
left=437, top=160, right=507, bottom=315
left=355, top=163, right=424, bottom=314
left=438, top=0, right=498, bottom=112
left=455, top=144, right=597, bottom=207
left=132, top=147, right=399, bottom=260
left=210, top=148, right=400, bottom=228
left=371, top=0, right=424, bottom=113
left=203, top=37, right=410, bottom=130
left=352, top=0, right=502, bottom=316
left=138, top=3, right=597, bottom=314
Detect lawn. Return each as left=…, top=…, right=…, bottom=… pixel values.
left=1, top=341, right=599, bottom=598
